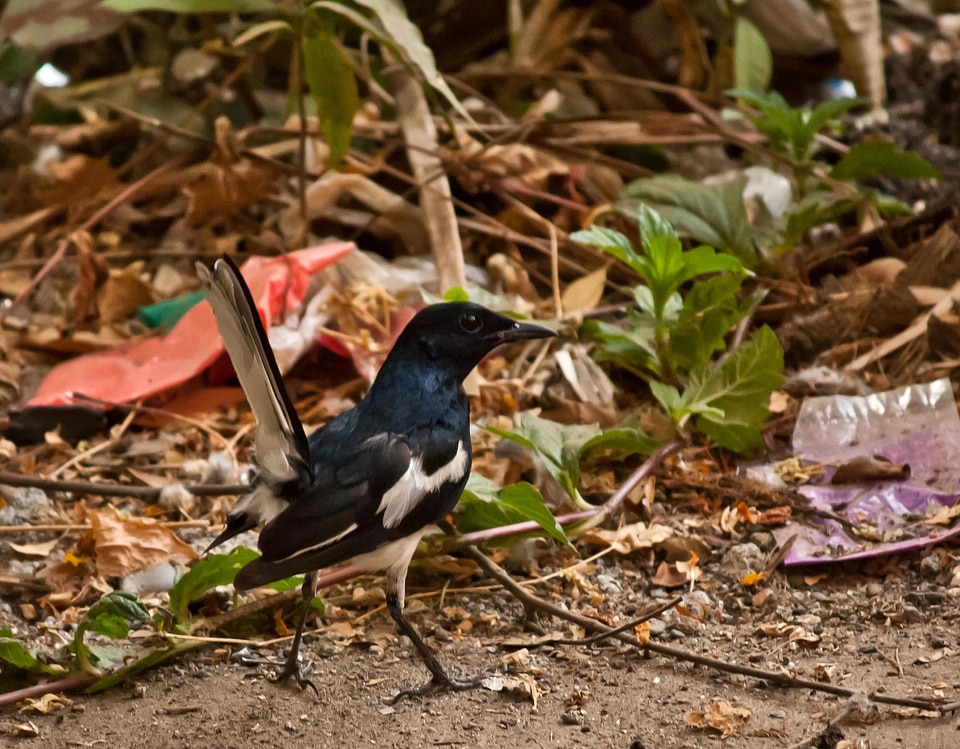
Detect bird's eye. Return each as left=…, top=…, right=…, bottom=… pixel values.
left=459, top=312, right=482, bottom=333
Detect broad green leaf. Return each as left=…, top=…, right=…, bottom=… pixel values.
left=0, top=629, right=61, bottom=675
left=622, top=175, right=757, bottom=266
left=831, top=140, right=940, bottom=181
left=678, top=326, right=785, bottom=452
left=82, top=591, right=149, bottom=629
left=649, top=380, right=682, bottom=414
left=302, top=10, right=360, bottom=166
left=168, top=546, right=260, bottom=621
left=667, top=274, right=754, bottom=373
left=457, top=477, right=568, bottom=546
left=580, top=427, right=657, bottom=459
left=733, top=17, right=771, bottom=92
left=104, top=0, right=273, bottom=11
left=583, top=316, right=659, bottom=374
left=84, top=613, right=133, bottom=640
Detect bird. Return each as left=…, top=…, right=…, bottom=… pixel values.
left=196, top=255, right=555, bottom=698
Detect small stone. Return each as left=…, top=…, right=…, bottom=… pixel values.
left=865, top=583, right=883, bottom=598
left=920, top=554, right=941, bottom=579
left=722, top=543, right=764, bottom=579
left=561, top=711, right=584, bottom=726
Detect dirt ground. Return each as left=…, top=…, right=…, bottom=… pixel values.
left=4, top=556, right=960, bottom=749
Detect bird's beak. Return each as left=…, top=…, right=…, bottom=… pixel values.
left=493, top=320, right=557, bottom=343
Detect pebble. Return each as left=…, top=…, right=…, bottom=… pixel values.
left=597, top=574, right=622, bottom=595
left=561, top=711, right=584, bottom=726
left=0, top=487, right=51, bottom=524
left=865, top=583, right=883, bottom=598
left=721, top=543, right=764, bottom=578
left=920, top=554, right=941, bottom=578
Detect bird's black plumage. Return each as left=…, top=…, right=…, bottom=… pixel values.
left=197, top=255, right=555, bottom=697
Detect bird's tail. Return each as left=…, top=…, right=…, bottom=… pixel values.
left=196, top=257, right=311, bottom=486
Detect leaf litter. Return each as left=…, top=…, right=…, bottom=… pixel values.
left=1, top=2, right=960, bottom=747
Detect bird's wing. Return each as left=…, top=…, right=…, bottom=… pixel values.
left=196, top=257, right=310, bottom=484
left=233, top=430, right=469, bottom=589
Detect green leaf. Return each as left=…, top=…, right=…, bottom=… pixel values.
left=349, top=0, right=471, bottom=122
left=733, top=17, right=771, bottom=92
left=443, top=286, right=470, bottom=302
left=583, top=316, right=660, bottom=374
left=622, top=175, right=758, bottom=266
left=830, top=140, right=940, bottom=181
left=82, top=591, right=150, bottom=630
left=571, top=225, right=642, bottom=275
left=580, top=427, right=657, bottom=459
left=457, top=476, right=568, bottom=546
left=0, top=629, right=61, bottom=675
left=677, top=326, right=785, bottom=452
left=104, top=0, right=273, bottom=11
left=636, top=203, right=678, bottom=250
left=302, top=10, right=360, bottom=166
left=168, top=546, right=260, bottom=621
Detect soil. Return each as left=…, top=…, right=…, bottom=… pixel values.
left=3, top=556, right=960, bottom=749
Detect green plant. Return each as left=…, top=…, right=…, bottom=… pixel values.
left=728, top=88, right=940, bottom=248
left=572, top=205, right=784, bottom=453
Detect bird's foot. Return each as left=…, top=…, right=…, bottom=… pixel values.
left=272, top=658, right=318, bottom=696
left=390, top=672, right=485, bottom=704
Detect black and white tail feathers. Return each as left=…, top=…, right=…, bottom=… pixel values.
left=196, top=257, right=312, bottom=548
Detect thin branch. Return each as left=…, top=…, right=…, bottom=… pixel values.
left=463, top=546, right=940, bottom=713
left=0, top=471, right=247, bottom=500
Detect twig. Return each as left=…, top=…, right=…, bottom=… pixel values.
left=0, top=471, right=247, bottom=499
left=0, top=673, right=98, bottom=707
left=463, top=546, right=940, bottom=713
left=566, top=596, right=681, bottom=646
left=0, top=520, right=210, bottom=534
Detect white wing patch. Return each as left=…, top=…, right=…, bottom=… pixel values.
left=377, top=440, right=469, bottom=529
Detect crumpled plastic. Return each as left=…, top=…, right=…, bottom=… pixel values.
left=767, top=378, right=960, bottom=565
left=29, top=242, right=355, bottom=407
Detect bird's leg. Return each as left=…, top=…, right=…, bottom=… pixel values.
left=275, top=572, right=319, bottom=694
left=387, top=590, right=484, bottom=703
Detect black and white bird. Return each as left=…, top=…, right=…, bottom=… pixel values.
left=197, top=256, right=555, bottom=697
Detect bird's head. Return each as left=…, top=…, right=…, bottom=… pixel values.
left=385, top=301, right=556, bottom=382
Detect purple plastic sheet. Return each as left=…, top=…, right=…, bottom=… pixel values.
left=766, top=379, right=960, bottom=565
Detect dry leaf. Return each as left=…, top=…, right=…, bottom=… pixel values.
left=582, top=521, right=673, bottom=554
left=13, top=720, right=40, bottom=738
left=18, top=693, right=71, bottom=714
left=98, top=263, right=155, bottom=324
left=88, top=508, right=196, bottom=578
left=8, top=538, right=59, bottom=558
left=634, top=620, right=650, bottom=645
left=684, top=700, right=751, bottom=739
left=561, top=267, right=607, bottom=313
left=503, top=673, right=540, bottom=709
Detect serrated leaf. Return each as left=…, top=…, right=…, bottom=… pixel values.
left=84, top=613, right=133, bottom=640
left=678, top=326, right=785, bottom=452
left=636, top=203, right=677, bottom=249
left=302, top=11, right=360, bottom=166
left=830, top=140, right=940, bottom=181
left=622, top=176, right=757, bottom=266
left=571, top=225, right=641, bottom=274
left=733, top=18, right=771, bottom=92
left=168, top=546, right=260, bottom=621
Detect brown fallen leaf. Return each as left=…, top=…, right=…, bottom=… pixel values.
left=651, top=553, right=701, bottom=589
left=684, top=700, right=752, bottom=739
left=7, top=538, right=59, bottom=558
left=18, top=693, right=72, bottom=714
left=88, top=508, right=196, bottom=578
left=582, top=521, right=673, bottom=554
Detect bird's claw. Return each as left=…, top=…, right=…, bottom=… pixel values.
left=390, top=673, right=484, bottom=704
left=272, top=659, right=318, bottom=696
